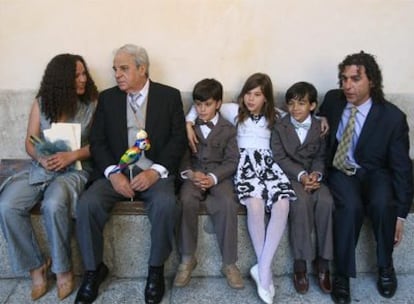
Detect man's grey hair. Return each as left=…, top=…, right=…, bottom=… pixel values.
left=116, top=44, right=150, bottom=77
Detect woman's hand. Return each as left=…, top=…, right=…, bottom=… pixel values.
left=46, top=151, right=77, bottom=171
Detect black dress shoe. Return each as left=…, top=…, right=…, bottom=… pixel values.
left=377, top=266, right=397, bottom=298
left=331, top=275, right=350, bottom=304
left=74, top=263, right=109, bottom=304
left=145, top=267, right=165, bottom=304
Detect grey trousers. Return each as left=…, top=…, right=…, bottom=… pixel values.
left=178, top=179, right=238, bottom=265
left=288, top=181, right=334, bottom=261
left=0, top=170, right=88, bottom=274
left=76, top=175, right=179, bottom=271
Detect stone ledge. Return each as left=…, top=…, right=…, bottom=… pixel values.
left=0, top=158, right=247, bottom=216
left=1, top=158, right=414, bottom=280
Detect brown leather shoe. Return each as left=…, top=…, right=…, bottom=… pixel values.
left=312, top=260, right=332, bottom=293
left=293, top=272, right=309, bottom=294
left=173, top=258, right=197, bottom=287
left=317, top=270, right=332, bottom=293
left=221, top=264, right=244, bottom=289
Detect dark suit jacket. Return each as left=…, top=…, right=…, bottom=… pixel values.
left=271, top=114, right=326, bottom=180
left=89, top=81, right=187, bottom=181
left=180, top=114, right=239, bottom=183
left=319, top=89, right=413, bottom=218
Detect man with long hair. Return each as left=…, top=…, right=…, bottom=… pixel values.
left=320, top=51, right=413, bottom=303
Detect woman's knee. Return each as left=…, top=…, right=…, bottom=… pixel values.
left=0, top=197, right=12, bottom=217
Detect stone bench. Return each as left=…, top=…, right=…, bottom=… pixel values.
left=1, top=158, right=414, bottom=280
left=0, top=158, right=250, bottom=278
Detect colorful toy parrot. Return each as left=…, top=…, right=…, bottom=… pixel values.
left=109, top=129, right=151, bottom=175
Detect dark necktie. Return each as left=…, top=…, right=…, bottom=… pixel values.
left=196, top=118, right=214, bottom=129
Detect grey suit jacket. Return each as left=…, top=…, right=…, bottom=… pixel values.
left=180, top=114, right=239, bottom=183
left=271, top=114, right=326, bottom=181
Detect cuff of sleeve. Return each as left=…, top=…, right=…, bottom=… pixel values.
left=180, top=169, right=193, bottom=180
left=314, top=171, right=323, bottom=182
left=398, top=217, right=406, bottom=222
left=104, top=165, right=117, bottom=179
left=151, top=164, right=169, bottom=178
left=297, top=171, right=308, bottom=182
left=208, top=173, right=218, bottom=185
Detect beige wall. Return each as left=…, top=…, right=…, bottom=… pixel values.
left=0, top=0, right=413, bottom=97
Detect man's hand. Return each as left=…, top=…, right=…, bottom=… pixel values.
left=110, top=173, right=135, bottom=199
left=394, top=218, right=405, bottom=247
left=130, top=169, right=160, bottom=192
left=186, top=122, right=199, bottom=153
left=320, top=116, right=330, bottom=137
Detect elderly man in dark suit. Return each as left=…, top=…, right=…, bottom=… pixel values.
left=74, top=44, right=187, bottom=304
left=319, top=51, right=413, bottom=304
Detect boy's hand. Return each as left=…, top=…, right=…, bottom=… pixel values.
left=301, top=173, right=320, bottom=192
left=192, top=171, right=213, bottom=191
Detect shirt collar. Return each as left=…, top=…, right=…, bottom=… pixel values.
left=290, top=114, right=312, bottom=126
left=346, top=98, right=372, bottom=117
left=129, top=79, right=150, bottom=106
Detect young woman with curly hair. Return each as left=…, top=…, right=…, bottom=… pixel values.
left=0, top=53, right=98, bottom=301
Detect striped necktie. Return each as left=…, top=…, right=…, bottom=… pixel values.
left=128, top=93, right=141, bottom=113
left=333, top=106, right=358, bottom=175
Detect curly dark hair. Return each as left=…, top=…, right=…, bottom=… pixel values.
left=338, top=51, right=385, bottom=103
left=36, top=54, right=98, bottom=122
left=236, top=73, right=278, bottom=129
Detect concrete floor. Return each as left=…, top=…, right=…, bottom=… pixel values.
left=1, top=273, right=414, bottom=304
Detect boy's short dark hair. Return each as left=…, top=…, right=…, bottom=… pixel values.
left=192, top=78, right=223, bottom=102
left=285, top=81, right=318, bottom=105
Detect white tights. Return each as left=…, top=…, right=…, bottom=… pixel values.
left=245, top=197, right=289, bottom=291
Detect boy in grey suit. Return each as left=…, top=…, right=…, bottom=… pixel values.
left=271, top=82, right=334, bottom=295
left=174, top=79, right=243, bottom=289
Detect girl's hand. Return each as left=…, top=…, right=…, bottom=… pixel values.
left=186, top=122, right=199, bottom=153
left=320, top=116, right=330, bottom=136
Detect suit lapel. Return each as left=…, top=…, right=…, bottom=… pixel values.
left=145, top=80, right=158, bottom=133
left=355, top=102, right=381, bottom=152
left=281, top=115, right=301, bottom=147
left=302, top=117, right=319, bottom=144
left=113, top=88, right=129, bottom=150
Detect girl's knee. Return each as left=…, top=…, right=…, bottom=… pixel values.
left=275, top=198, right=290, bottom=214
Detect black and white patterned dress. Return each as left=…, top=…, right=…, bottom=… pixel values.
left=220, top=104, right=296, bottom=213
